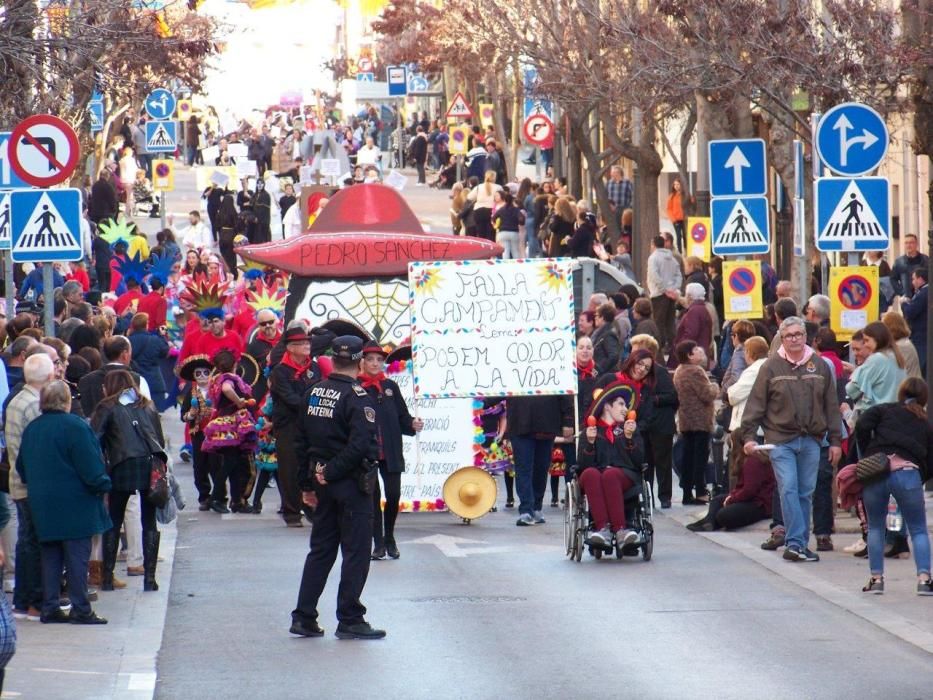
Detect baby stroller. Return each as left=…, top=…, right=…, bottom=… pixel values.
left=564, top=463, right=654, bottom=562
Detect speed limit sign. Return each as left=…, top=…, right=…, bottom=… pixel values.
left=523, top=114, right=554, bottom=147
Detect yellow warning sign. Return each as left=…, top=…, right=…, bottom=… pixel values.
left=722, top=260, right=763, bottom=322
left=176, top=99, right=193, bottom=121
left=829, top=265, right=879, bottom=341
left=152, top=159, right=174, bottom=192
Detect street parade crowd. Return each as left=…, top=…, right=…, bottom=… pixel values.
left=0, top=106, right=929, bottom=684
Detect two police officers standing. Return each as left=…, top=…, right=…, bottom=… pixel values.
left=290, top=335, right=386, bottom=640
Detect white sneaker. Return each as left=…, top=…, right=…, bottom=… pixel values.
left=587, top=527, right=612, bottom=546
left=617, top=529, right=639, bottom=545
left=843, top=537, right=866, bottom=553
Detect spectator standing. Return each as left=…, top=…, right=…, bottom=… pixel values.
left=646, top=235, right=683, bottom=354
left=668, top=283, right=711, bottom=369
left=666, top=178, right=686, bottom=252
left=591, top=302, right=621, bottom=375
left=900, top=268, right=928, bottom=377
left=672, top=340, right=718, bottom=505
left=737, top=317, right=842, bottom=563
left=890, top=234, right=928, bottom=298
left=606, top=166, right=633, bottom=230
left=409, top=127, right=428, bottom=185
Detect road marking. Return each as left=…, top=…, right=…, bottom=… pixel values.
left=399, top=534, right=559, bottom=558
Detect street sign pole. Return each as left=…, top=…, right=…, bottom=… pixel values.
left=161, top=189, right=167, bottom=230
left=794, top=139, right=809, bottom=312
left=4, top=252, right=13, bottom=322
left=42, top=264, right=53, bottom=337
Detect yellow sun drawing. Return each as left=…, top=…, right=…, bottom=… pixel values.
left=539, top=262, right=568, bottom=293
left=413, top=268, right=444, bottom=296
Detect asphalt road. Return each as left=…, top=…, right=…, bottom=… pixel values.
left=155, top=491, right=933, bottom=700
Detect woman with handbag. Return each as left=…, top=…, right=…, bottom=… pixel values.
left=853, top=377, right=933, bottom=595
left=91, top=370, right=167, bottom=592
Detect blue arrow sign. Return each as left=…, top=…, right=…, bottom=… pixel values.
left=814, top=176, right=889, bottom=252
left=10, top=188, right=83, bottom=263
left=0, top=132, right=29, bottom=190
left=88, top=101, right=104, bottom=133
left=145, top=87, right=176, bottom=121
left=709, top=139, right=767, bottom=197
left=815, top=102, right=888, bottom=176
left=145, top=121, right=177, bottom=153
left=711, top=196, right=771, bottom=255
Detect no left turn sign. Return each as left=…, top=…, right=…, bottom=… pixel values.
left=9, top=114, right=80, bottom=187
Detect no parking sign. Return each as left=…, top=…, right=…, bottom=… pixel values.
left=722, top=260, right=762, bottom=321
left=449, top=125, right=470, bottom=155
left=686, top=216, right=711, bottom=262
left=829, top=266, right=878, bottom=340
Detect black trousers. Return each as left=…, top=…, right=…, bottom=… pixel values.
left=703, top=494, right=767, bottom=530
left=650, top=295, right=677, bottom=352
left=274, top=423, right=303, bottom=523
left=109, top=489, right=157, bottom=536
left=218, top=228, right=237, bottom=279
left=211, top=447, right=255, bottom=506
left=253, top=470, right=274, bottom=508
left=191, top=432, right=212, bottom=504
left=678, top=431, right=710, bottom=494
left=292, top=478, right=373, bottom=624
left=372, top=462, right=401, bottom=548
left=645, top=431, right=674, bottom=502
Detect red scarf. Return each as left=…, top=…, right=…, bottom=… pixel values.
left=597, top=418, right=617, bottom=444
left=359, top=372, right=386, bottom=393
left=618, top=371, right=644, bottom=395
left=281, top=351, right=311, bottom=378
left=577, top=359, right=596, bottom=379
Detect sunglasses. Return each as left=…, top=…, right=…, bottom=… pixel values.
left=258, top=320, right=276, bottom=327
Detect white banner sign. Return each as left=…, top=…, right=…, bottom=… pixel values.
left=409, top=259, right=576, bottom=398
left=389, top=369, right=474, bottom=511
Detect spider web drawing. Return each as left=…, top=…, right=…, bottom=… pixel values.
left=305, top=279, right=411, bottom=344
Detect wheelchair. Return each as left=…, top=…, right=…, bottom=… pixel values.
left=564, top=464, right=654, bottom=562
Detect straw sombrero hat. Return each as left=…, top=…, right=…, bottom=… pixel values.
left=443, top=467, right=498, bottom=521
left=176, top=354, right=213, bottom=381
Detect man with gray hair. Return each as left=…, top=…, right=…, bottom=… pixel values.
left=804, top=294, right=830, bottom=328
left=7, top=353, right=55, bottom=618
left=737, top=316, right=842, bottom=562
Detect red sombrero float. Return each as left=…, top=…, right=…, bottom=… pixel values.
left=235, top=183, right=503, bottom=277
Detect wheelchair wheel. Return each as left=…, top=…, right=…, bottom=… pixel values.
left=642, top=527, right=653, bottom=561
left=563, top=483, right=574, bottom=557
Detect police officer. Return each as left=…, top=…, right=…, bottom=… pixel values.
left=290, top=335, right=385, bottom=640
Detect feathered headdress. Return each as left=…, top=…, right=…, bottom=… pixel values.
left=245, top=280, right=288, bottom=316
left=238, top=257, right=267, bottom=281
left=97, top=218, right=135, bottom=249
left=113, top=251, right=149, bottom=285
left=180, top=277, right=230, bottom=320
left=148, top=252, right=175, bottom=285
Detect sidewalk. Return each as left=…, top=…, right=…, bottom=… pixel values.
left=3, top=413, right=185, bottom=700
left=661, top=493, right=933, bottom=654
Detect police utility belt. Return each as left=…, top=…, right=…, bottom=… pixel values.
left=315, top=459, right=378, bottom=495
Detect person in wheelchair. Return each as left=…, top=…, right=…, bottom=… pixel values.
left=577, top=386, right=643, bottom=548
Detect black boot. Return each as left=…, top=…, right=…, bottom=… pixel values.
left=143, top=530, right=161, bottom=592
left=101, top=529, right=118, bottom=591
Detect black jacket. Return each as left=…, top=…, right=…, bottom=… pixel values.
left=245, top=334, right=279, bottom=400
left=641, top=366, right=679, bottom=435
left=855, top=403, right=932, bottom=481
left=362, top=377, right=415, bottom=473
left=88, top=179, right=118, bottom=222
left=78, top=364, right=144, bottom=417
left=295, top=374, right=378, bottom=488
left=591, top=323, right=620, bottom=375
left=129, top=331, right=169, bottom=395
left=505, top=395, right=573, bottom=439
left=577, top=427, right=644, bottom=486
left=91, top=400, right=166, bottom=469
left=269, top=357, right=324, bottom=430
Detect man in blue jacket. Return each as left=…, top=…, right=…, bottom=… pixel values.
left=901, top=268, right=928, bottom=377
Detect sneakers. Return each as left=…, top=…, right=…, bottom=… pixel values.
left=816, top=535, right=834, bottom=552
left=783, top=545, right=819, bottom=562
left=69, top=611, right=108, bottom=625
left=210, top=501, right=230, bottom=514
left=335, top=621, right=386, bottom=640
left=843, top=537, right=866, bottom=553
left=862, top=576, right=884, bottom=594
left=616, top=529, right=639, bottom=545
left=40, top=609, right=71, bottom=624
left=385, top=540, right=400, bottom=559
left=532, top=510, right=546, bottom=524
left=587, top=526, right=612, bottom=547
left=516, top=513, right=535, bottom=527
left=13, top=606, right=41, bottom=621
left=371, top=546, right=387, bottom=560
left=686, top=520, right=713, bottom=532
left=918, top=578, right=933, bottom=596
left=504, top=500, right=515, bottom=508
left=290, top=619, right=325, bottom=637
left=761, top=531, right=786, bottom=550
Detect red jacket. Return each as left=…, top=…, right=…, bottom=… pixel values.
left=114, top=289, right=143, bottom=316
left=66, top=268, right=90, bottom=292
left=729, top=454, right=775, bottom=515
left=137, top=291, right=167, bottom=331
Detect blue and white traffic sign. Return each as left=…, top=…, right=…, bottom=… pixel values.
left=356, top=72, right=374, bottom=82
left=10, top=188, right=82, bottom=263
left=815, top=102, right=888, bottom=176
left=145, top=88, right=176, bottom=121
left=0, top=132, right=30, bottom=190
left=145, top=120, right=177, bottom=153
left=0, top=192, right=11, bottom=250
left=386, top=66, right=408, bottom=96
left=88, top=100, right=104, bottom=133
left=523, top=98, right=554, bottom=123
left=814, top=176, right=889, bottom=252
left=408, top=72, right=430, bottom=93
left=711, top=196, right=771, bottom=255
left=709, top=139, right=767, bottom=197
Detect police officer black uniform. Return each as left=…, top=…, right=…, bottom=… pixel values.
left=290, top=335, right=386, bottom=640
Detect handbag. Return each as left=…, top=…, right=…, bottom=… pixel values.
left=130, top=418, right=170, bottom=508
left=855, top=452, right=890, bottom=484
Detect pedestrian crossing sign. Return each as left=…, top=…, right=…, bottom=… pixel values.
left=711, top=196, right=770, bottom=255
left=145, top=120, right=177, bottom=153
left=10, top=188, right=82, bottom=263
left=0, top=191, right=11, bottom=250
left=815, top=176, right=889, bottom=252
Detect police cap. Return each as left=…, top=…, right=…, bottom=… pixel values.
left=331, top=335, right=364, bottom=361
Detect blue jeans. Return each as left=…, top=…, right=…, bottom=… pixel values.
left=511, top=435, right=554, bottom=515
left=771, top=445, right=835, bottom=536
left=13, top=499, right=42, bottom=611
left=40, top=537, right=92, bottom=617
left=769, top=436, right=820, bottom=550
left=862, top=468, right=931, bottom=576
